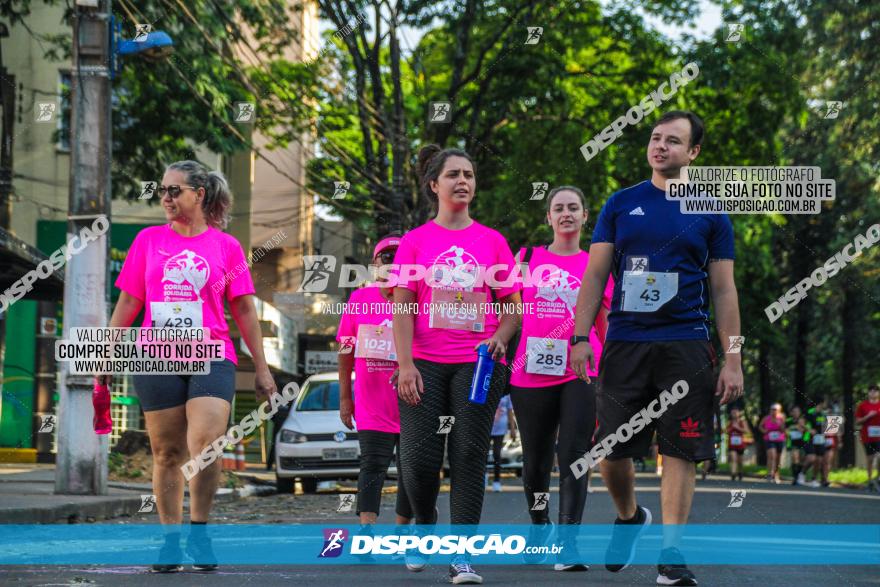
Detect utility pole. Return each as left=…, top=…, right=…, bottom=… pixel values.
left=0, top=22, right=15, bottom=411
left=55, top=0, right=112, bottom=494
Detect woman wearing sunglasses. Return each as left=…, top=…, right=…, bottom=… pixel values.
left=336, top=235, right=413, bottom=537
left=99, top=160, right=277, bottom=572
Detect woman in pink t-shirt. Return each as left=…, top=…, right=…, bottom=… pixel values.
left=337, top=235, right=412, bottom=530
left=392, top=145, right=523, bottom=583
left=509, top=186, right=611, bottom=571
left=759, top=403, right=786, bottom=483
left=101, top=161, right=277, bottom=573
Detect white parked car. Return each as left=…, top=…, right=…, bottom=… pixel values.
left=275, top=372, right=401, bottom=493
left=275, top=372, right=362, bottom=493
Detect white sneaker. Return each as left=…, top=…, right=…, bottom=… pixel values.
left=492, top=481, right=502, bottom=492
left=449, top=561, right=482, bottom=584
left=808, top=480, right=821, bottom=488
left=406, top=552, right=428, bottom=572
left=797, top=473, right=806, bottom=485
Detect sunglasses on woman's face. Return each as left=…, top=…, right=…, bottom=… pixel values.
left=158, top=185, right=196, bottom=199
left=376, top=250, right=396, bottom=264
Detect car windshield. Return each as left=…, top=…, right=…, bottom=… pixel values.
left=297, top=381, right=340, bottom=411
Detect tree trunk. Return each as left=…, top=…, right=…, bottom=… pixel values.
left=840, top=284, right=858, bottom=467
left=388, top=0, right=407, bottom=234
left=759, top=337, right=772, bottom=414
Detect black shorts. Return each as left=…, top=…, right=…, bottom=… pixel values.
left=765, top=441, right=785, bottom=453
left=805, top=441, right=826, bottom=456
left=132, top=360, right=236, bottom=411
left=597, top=340, right=716, bottom=462
left=863, top=442, right=880, bottom=456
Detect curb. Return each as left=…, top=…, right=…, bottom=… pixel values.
left=0, top=484, right=245, bottom=524
left=0, top=494, right=147, bottom=524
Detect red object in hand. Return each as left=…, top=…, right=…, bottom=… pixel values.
left=93, top=381, right=113, bottom=435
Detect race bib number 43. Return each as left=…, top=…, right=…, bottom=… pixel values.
left=151, top=301, right=203, bottom=328
left=621, top=271, right=678, bottom=313
left=355, top=324, right=397, bottom=361
left=525, top=337, right=567, bottom=376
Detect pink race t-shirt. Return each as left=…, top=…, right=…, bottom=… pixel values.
left=115, top=224, right=256, bottom=365
left=391, top=220, right=521, bottom=364
left=761, top=415, right=786, bottom=442
left=510, top=246, right=613, bottom=388
left=335, top=286, right=399, bottom=433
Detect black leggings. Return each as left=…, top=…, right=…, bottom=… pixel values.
left=356, top=430, right=413, bottom=519
left=510, top=379, right=596, bottom=524
left=398, top=359, right=506, bottom=525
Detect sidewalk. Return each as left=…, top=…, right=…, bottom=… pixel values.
left=0, top=464, right=271, bottom=524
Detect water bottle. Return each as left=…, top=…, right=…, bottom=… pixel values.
left=93, top=380, right=113, bottom=435
left=468, top=344, right=495, bottom=404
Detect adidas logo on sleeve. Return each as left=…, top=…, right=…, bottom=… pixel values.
left=629, top=207, right=645, bottom=216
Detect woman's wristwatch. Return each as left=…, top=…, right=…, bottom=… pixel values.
left=570, top=335, right=590, bottom=346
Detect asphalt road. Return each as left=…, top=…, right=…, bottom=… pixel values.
left=3, top=473, right=879, bottom=586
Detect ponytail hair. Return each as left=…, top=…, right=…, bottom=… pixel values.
left=166, top=160, right=232, bottom=230
left=416, top=144, right=476, bottom=209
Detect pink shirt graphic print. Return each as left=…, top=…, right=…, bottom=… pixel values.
left=510, top=246, right=613, bottom=387
left=115, top=224, right=256, bottom=365
left=391, top=220, right=521, bottom=364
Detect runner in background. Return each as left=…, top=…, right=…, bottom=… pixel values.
left=759, top=404, right=786, bottom=484
left=488, top=396, right=516, bottom=492
left=786, top=405, right=806, bottom=485
left=855, top=385, right=880, bottom=491
left=336, top=235, right=413, bottom=532
left=805, top=399, right=829, bottom=487
left=727, top=408, right=747, bottom=481
left=570, top=111, right=743, bottom=587
left=104, top=160, right=278, bottom=573
left=392, top=144, right=523, bottom=585
left=509, top=185, right=612, bottom=572
left=823, top=409, right=839, bottom=487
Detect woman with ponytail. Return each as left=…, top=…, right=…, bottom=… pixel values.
left=101, top=160, right=278, bottom=573
left=391, top=145, right=522, bottom=584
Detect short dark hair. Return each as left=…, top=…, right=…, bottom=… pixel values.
left=870, top=384, right=880, bottom=392
left=653, top=110, right=704, bottom=148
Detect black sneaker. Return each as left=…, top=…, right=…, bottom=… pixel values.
left=657, top=547, right=697, bottom=585
left=554, top=524, right=588, bottom=571
left=605, top=505, right=652, bottom=572
left=449, top=560, right=483, bottom=584
left=523, top=522, right=554, bottom=564
left=185, top=532, right=218, bottom=572
left=150, top=536, right=183, bottom=573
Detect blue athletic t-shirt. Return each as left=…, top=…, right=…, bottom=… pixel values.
left=591, top=180, right=735, bottom=341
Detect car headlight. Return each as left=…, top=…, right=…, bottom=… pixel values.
left=280, top=430, right=308, bottom=443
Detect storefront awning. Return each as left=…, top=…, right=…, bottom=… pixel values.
left=0, top=227, right=64, bottom=301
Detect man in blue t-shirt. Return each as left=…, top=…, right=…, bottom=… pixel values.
left=570, top=111, right=744, bottom=587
